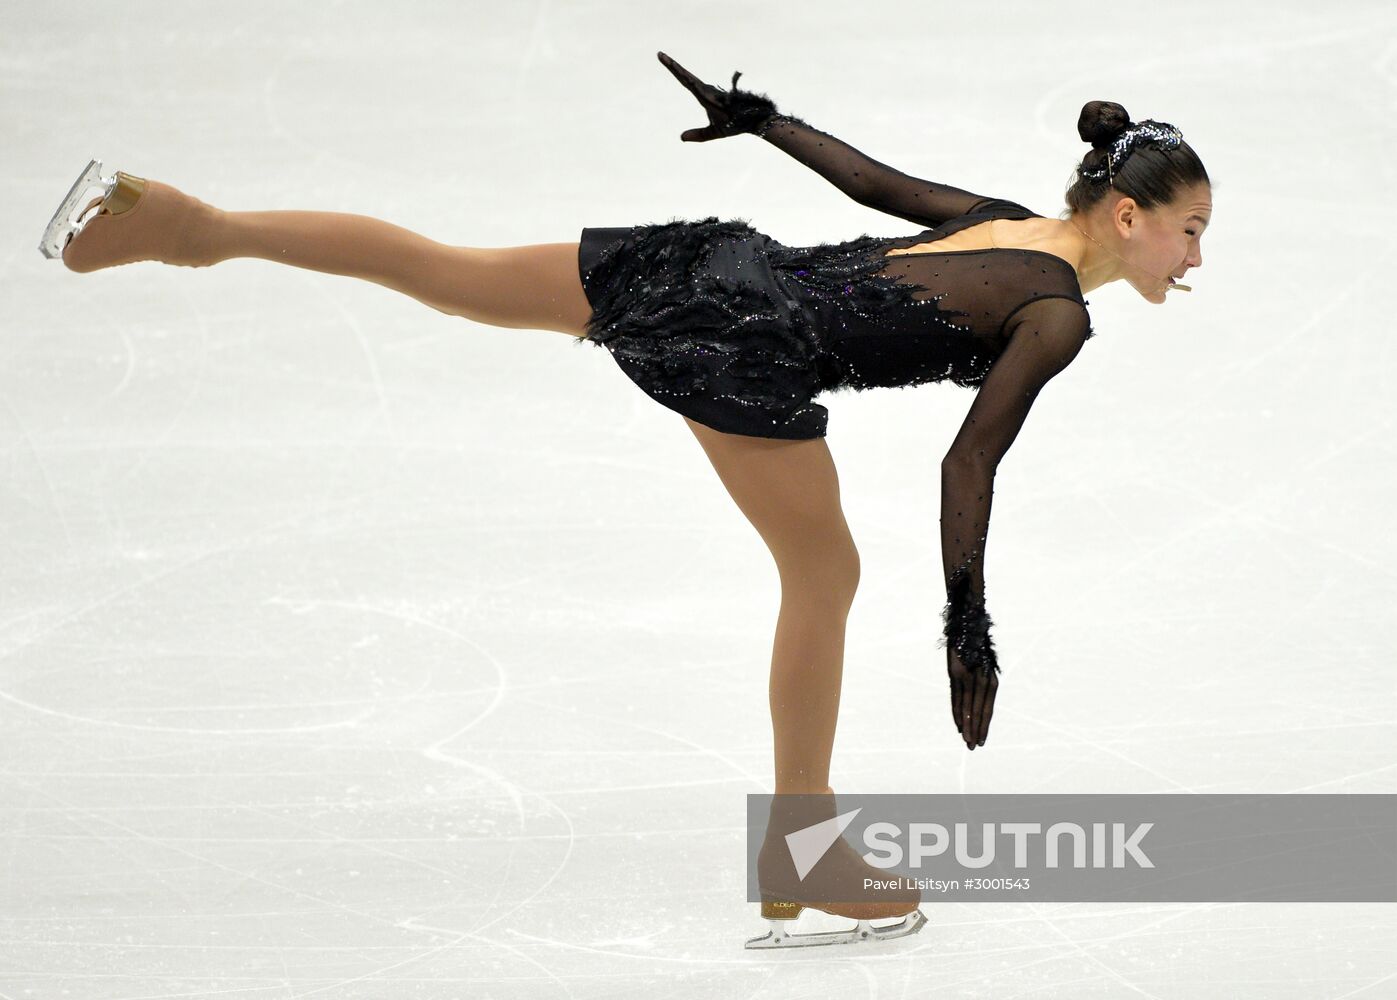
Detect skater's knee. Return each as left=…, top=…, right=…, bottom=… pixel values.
left=776, top=541, right=861, bottom=607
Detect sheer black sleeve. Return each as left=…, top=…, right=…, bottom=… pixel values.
left=938, top=297, right=1090, bottom=676
left=757, top=113, right=998, bottom=229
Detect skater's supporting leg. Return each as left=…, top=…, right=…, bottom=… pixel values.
left=683, top=418, right=858, bottom=795
left=767, top=568, right=855, bottom=794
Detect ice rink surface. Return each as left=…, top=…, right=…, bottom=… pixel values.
left=2, top=1, right=1395, bottom=996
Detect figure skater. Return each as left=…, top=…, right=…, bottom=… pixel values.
left=39, top=51, right=1211, bottom=948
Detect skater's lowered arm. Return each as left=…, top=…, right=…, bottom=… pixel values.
left=939, top=298, right=1088, bottom=745
left=657, top=50, right=996, bottom=229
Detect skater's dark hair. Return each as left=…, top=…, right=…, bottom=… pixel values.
left=1062, top=100, right=1211, bottom=217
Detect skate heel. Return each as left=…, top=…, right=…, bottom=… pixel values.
left=760, top=899, right=802, bottom=920
left=103, top=172, right=148, bottom=215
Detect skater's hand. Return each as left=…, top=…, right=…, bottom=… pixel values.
left=948, top=647, right=997, bottom=750
left=657, top=51, right=778, bottom=142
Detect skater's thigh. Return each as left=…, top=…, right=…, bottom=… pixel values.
left=452, top=242, right=593, bottom=337
left=684, top=417, right=858, bottom=582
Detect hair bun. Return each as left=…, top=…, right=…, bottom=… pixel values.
left=1077, top=101, right=1131, bottom=150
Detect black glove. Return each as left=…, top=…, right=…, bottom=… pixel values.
left=657, top=51, right=781, bottom=142
left=942, top=566, right=1000, bottom=750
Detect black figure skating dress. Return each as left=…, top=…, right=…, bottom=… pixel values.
left=576, top=102, right=1097, bottom=679
left=574, top=114, right=1094, bottom=444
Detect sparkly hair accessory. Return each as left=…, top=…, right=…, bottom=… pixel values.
left=1079, top=119, right=1184, bottom=184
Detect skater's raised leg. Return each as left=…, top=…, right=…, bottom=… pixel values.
left=50, top=164, right=594, bottom=337
left=207, top=209, right=593, bottom=336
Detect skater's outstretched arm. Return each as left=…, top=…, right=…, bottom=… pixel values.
left=939, top=297, right=1089, bottom=749
left=658, top=51, right=997, bottom=229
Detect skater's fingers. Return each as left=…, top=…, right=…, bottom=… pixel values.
left=972, top=673, right=995, bottom=745
left=978, top=678, right=999, bottom=746
left=657, top=50, right=686, bottom=78
left=680, top=126, right=723, bottom=142
left=657, top=52, right=714, bottom=103
left=967, top=677, right=988, bottom=749
left=947, top=648, right=968, bottom=733
left=959, top=675, right=973, bottom=743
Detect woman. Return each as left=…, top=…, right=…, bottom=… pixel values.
left=40, top=51, right=1211, bottom=946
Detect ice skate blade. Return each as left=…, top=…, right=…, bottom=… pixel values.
left=39, top=158, right=115, bottom=259
left=743, top=908, right=926, bottom=950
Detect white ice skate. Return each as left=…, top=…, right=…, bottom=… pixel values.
left=38, top=158, right=120, bottom=259
left=743, top=900, right=927, bottom=950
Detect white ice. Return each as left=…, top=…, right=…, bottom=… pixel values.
left=2, top=1, right=1395, bottom=997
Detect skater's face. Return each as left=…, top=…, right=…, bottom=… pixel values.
left=1115, top=182, right=1211, bottom=304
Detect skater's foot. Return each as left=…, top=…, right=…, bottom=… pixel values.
left=60, top=172, right=223, bottom=273
left=757, top=790, right=922, bottom=922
